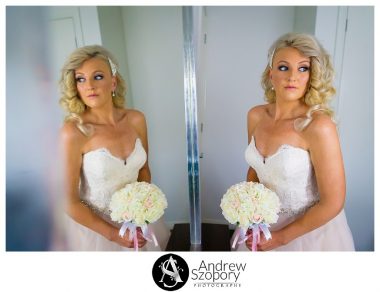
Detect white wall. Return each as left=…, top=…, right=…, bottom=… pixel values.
left=47, top=6, right=102, bottom=107
left=97, top=7, right=134, bottom=108
left=331, top=7, right=374, bottom=251
left=294, top=6, right=316, bottom=34
left=200, top=6, right=296, bottom=224
left=121, top=7, right=189, bottom=226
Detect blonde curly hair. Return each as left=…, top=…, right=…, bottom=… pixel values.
left=261, top=33, right=336, bottom=129
left=59, top=45, right=126, bottom=115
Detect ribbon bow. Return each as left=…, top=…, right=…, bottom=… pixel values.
left=231, top=223, right=272, bottom=251
left=119, top=221, right=159, bottom=251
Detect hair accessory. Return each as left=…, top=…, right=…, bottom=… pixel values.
left=268, top=48, right=276, bottom=68
left=108, top=57, right=117, bottom=76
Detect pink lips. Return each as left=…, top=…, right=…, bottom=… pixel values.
left=285, top=86, right=297, bottom=90
left=87, top=94, right=98, bottom=98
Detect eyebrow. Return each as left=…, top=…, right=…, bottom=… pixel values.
left=277, top=60, right=310, bottom=65
left=75, top=70, right=105, bottom=75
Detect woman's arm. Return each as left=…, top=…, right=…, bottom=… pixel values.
left=258, top=114, right=346, bottom=250
left=246, top=106, right=262, bottom=183
left=129, top=110, right=151, bottom=183
left=60, top=122, right=145, bottom=248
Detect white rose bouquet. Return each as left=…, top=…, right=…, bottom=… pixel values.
left=109, top=181, right=168, bottom=251
left=220, top=181, right=280, bottom=251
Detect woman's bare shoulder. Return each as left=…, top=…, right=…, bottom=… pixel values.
left=248, top=103, right=270, bottom=116
left=303, top=112, right=337, bottom=147
left=307, top=112, right=336, bottom=134
left=247, top=104, right=270, bottom=124
left=60, top=120, right=87, bottom=146
left=125, top=108, right=147, bottom=126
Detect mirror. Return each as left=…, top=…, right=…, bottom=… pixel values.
left=49, top=6, right=191, bottom=249
left=6, top=6, right=190, bottom=250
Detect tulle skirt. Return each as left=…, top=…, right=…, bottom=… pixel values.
left=63, top=215, right=170, bottom=251
left=236, top=209, right=355, bottom=251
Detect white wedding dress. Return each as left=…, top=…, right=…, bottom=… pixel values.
left=64, top=138, right=170, bottom=251
left=239, top=135, right=355, bottom=251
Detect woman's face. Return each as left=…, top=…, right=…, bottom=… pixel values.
left=75, top=57, right=116, bottom=109
left=270, top=47, right=310, bottom=103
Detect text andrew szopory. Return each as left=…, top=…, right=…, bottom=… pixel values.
left=191, top=260, right=247, bottom=284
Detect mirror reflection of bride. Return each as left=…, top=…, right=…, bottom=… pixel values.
left=59, top=45, right=169, bottom=251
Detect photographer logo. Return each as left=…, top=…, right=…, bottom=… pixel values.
left=152, top=253, right=189, bottom=291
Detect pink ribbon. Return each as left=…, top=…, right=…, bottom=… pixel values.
left=141, top=225, right=159, bottom=247
left=133, top=230, right=138, bottom=251
left=119, top=222, right=159, bottom=251
left=231, top=223, right=271, bottom=251
left=250, top=225, right=260, bottom=251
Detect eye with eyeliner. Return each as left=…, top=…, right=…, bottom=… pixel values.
left=94, top=74, right=104, bottom=80
left=277, top=65, right=309, bottom=72
left=278, top=65, right=288, bottom=71
left=75, top=73, right=104, bottom=83
left=75, top=76, right=85, bottom=83
left=298, top=66, right=309, bottom=72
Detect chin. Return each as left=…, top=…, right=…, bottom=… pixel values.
left=278, top=95, right=303, bottom=102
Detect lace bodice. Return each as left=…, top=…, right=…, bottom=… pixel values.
left=245, top=136, right=319, bottom=215
left=80, top=138, right=147, bottom=213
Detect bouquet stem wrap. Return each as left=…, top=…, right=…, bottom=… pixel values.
left=119, top=221, right=159, bottom=251
left=231, top=223, right=272, bottom=251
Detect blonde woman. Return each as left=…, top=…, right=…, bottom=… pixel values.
left=59, top=45, right=169, bottom=251
left=243, top=33, right=354, bottom=251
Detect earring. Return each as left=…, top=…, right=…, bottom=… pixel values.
left=271, top=87, right=274, bottom=91
left=112, top=91, right=116, bottom=97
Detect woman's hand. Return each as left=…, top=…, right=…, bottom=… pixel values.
left=257, top=230, right=287, bottom=251
left=245, top=229, right=287, bottom=251
left=112, top=227, right=147, bottom=248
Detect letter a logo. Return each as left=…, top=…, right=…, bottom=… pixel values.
left=160, top=256, right=183, bottom=287
left=152, top=254, right=189, bottom=290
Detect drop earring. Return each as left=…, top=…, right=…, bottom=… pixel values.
left=112, top=91, right=116, bottom=97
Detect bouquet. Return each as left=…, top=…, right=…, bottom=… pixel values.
left=109, top=181, right=168, bottom=251
left=220, top=181, right=280, bottom=251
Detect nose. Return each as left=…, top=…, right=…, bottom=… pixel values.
left=86, top=78, right=95, bottom=90
left=287, top=70, right=297, bottom=82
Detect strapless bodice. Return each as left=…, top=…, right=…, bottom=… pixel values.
left=79, top=138, right=147, bottom=213
left=245, top=136, right=319, bottom=215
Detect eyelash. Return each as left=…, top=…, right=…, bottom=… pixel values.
left=278, top=65, right=309, bottom=72
left=75, top=74, right=104, bottom=83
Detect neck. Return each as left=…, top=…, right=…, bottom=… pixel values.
left=272, top=99, right=307, bottom=121
left=87, top=103, right=119, bottom=126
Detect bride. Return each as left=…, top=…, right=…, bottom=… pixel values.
left=59, top=45, right=170, bottom=251
left=242, top=33, right=355, bottom=251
